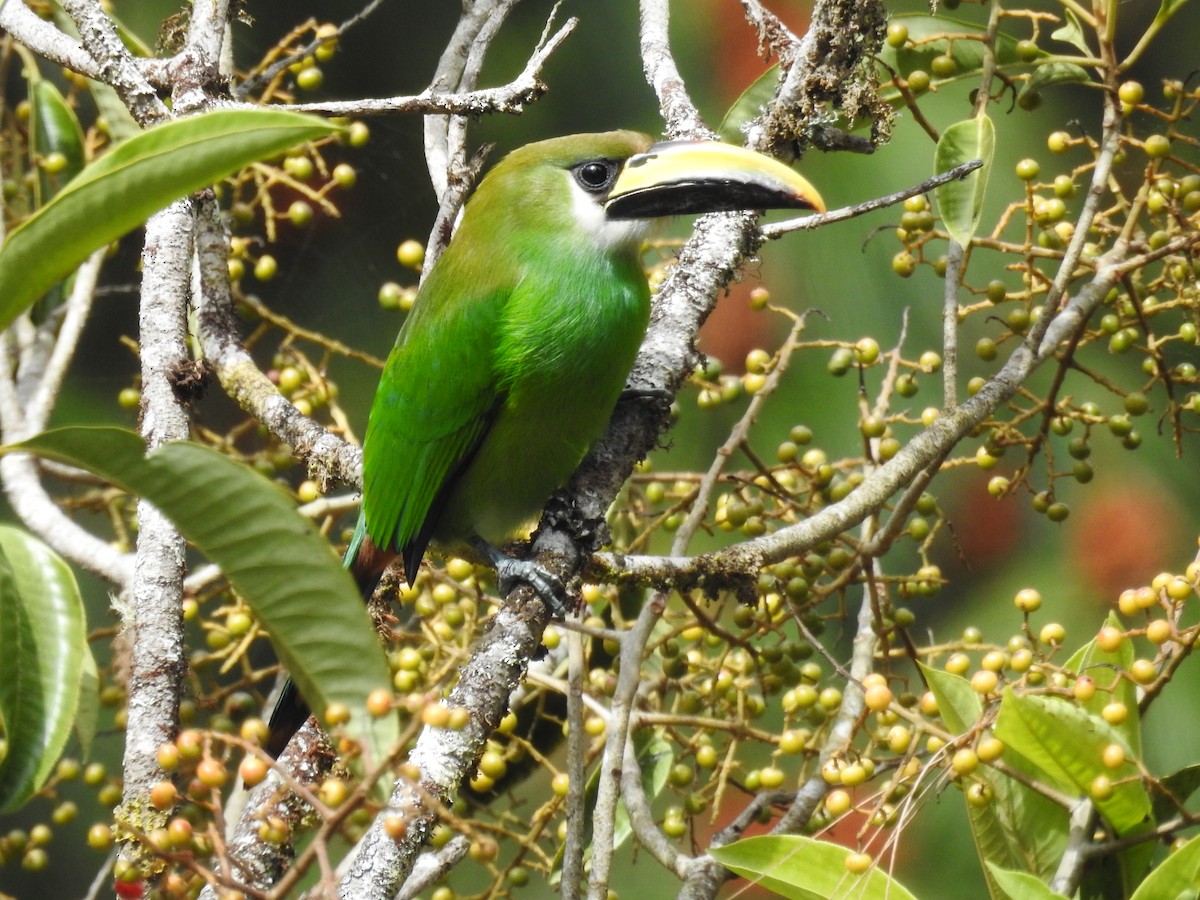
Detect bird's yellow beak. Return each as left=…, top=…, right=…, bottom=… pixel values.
left=605, top=139, right=825, bottom=220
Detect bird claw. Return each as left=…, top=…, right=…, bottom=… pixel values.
left=494, top=557, right=569, bottom=618
left=471, top=536, right=569, bottom=618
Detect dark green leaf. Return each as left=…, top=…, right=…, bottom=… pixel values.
left=8, top=427, right=397, bottom=761
left=0, top=108, right=338, bottom=332
left=0, top=526, right=88, bottom=812
left=935, top=114, right=994, bottom=246
left=709, top=835, right=917, bottom=900
left=1153, top=764, right=1200, bottom=825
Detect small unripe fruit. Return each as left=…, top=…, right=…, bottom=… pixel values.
left=1117, top=81, right=1144, bottom=106
left=1128, top=658, right=1157, bottom=684
left=196, top=758, right=227, bottom=789
left=1014, top=588, right=1042, bottom=613
left=1015, top=158, right=1040, bottom=181
left=1090, top=774, right=1114, bottom=801
left=239, top=756, right=268, bottom=788
left=397, top=239, right=425, bottom=270
left=845, top=851, right=873, bottom=874
left=1102, top=743, right=1126, bottom=769
left=1143, top=135, right=1172, bottom=159
left=825, top=789, right=851, bottom=815
left=885, top=22, right=908, bottom=47
left=1101, top=702, right=1128, bottom=725
left=951, top=748, right=979, bottom=775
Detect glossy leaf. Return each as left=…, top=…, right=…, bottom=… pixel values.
left=935, top=114, right=994, bottom=246
left=0, top=108, right=338, bottom=331
left=8, top=427, right=396, bottom=760
left=1129, top=834, right=1200, bottom=900
left=30, top=78, right=86, bottom=204
left=709, top=835, right=917, bottom=900
left=993, top=689, right=1152, bottom=836
left=0, top=526, right=88, bottom=812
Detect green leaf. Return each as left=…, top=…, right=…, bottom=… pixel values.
left=1050, top=8, right=1092, bottom=55
left=935, top=114, right=995, bottom=246
left=993, top=689, right=1152, bottom=836
left=719, top=68, right=778, bottom=143
left=49, top=4, right=141, bottom=141
left=0, top=526, right=88, bottom=812
left=1017, top=62, right=1092, bottom=106
left=985, top=863, right=1068, bottom=899
left=1153, top=764, right=1200, bottom=826
left=918, top=668, right=1068, bottom=892
left=30, top=78, right=86, bottom=203
left=0, top=108, right=338, bottom=332
left=1151, top=0, right=1193, bottom=28
left=1063, top=612, right=1140, bottom=756
left=614, top=730, right=673, bottom=848
left=709, top=835, right=918, bottom=900
left=920, top=663, right=981, bottom=734
left=1130, top=834, right=1200, bottom=900
left=74, top=643, right=100, bottom=757
left=7, top=427, right=397, bottom=761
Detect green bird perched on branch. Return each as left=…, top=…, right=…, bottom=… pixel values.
left=267, top=130, right=824, bottom=756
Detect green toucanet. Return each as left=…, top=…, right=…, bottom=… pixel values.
left=267, top=131, right=823, bottom=756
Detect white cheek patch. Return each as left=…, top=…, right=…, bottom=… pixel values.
left=567, top=175, right=652, bottom=253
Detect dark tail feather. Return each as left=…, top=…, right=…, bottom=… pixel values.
left=264, top=522, right=397, bottom=758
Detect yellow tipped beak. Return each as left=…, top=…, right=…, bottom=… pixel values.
left=605, top=140, right=825, bottom=220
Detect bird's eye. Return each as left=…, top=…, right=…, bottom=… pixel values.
left=573, top=159, right=618, bottom=193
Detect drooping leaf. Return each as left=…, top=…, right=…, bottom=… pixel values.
left=1017, top=62, right=1092, bottom=107
left=0, top=108, right=338, bottom=331
left=1129, top=834, right=1200, bottom=900
left=709, top=834, right=918, bottom=900
left=7, top=427, right=397, bottom=761
left=0, top=526, right=88, bottom=812
left=985, top=863, right=1068, bottom=899
left=993, top=689, right=1152, bottom=836
left=935, top=114, right=994, bottom=246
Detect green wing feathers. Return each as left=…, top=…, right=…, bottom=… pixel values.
left=360, top=283, right=507, bottom=578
